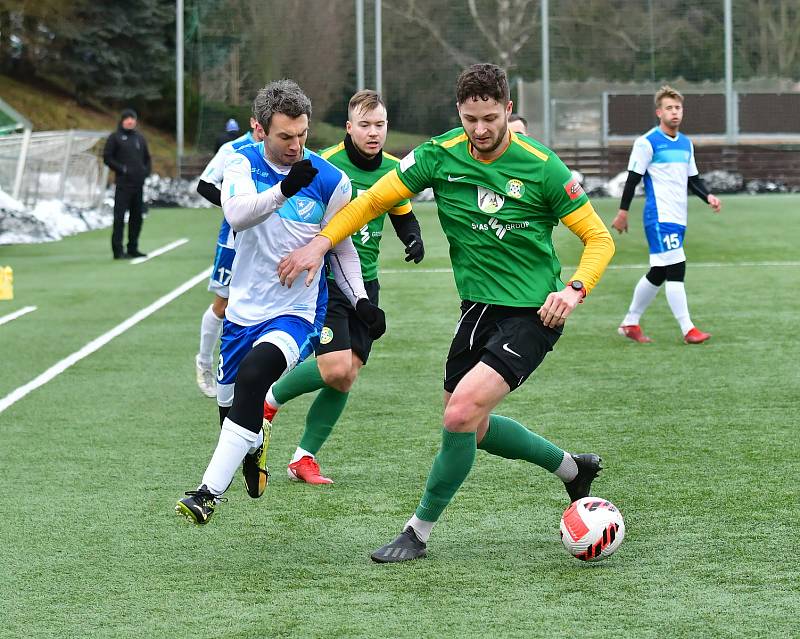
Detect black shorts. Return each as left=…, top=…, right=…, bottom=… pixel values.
left=443, top=301, right=562, bottom=393
left=316, top=278, right=380, bottom=363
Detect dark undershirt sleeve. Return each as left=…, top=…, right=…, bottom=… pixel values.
left=388, top=210, right=420, bottom=243
left=688, top=175, right=711, bottom=202
left=619, top=171, right=643, bottom=211
left=197, top=179, right=222, bottom=207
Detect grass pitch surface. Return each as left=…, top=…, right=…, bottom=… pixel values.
left=1, top=196, right=798, bottom=638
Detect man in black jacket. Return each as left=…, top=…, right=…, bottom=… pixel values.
left=103, top=108, right=151, bottom=259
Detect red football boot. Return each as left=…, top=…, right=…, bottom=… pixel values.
left=684, top=327, right=711, bottom=344
left=287, top=455, right=334, bottom=485
left=618, top=324, right=653, bottom=343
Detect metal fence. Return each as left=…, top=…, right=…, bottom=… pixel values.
left=184, top=0, right=799, bottom=180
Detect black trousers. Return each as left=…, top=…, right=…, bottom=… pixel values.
left=111, top=184, right=144, bottom=256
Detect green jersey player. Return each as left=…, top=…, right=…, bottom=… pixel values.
left=263, top=90, right=424, bottom=484
left=278, top=64, right=615, bottom=562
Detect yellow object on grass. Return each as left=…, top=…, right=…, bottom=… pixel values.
left=0, top=266, right=13, bottom=300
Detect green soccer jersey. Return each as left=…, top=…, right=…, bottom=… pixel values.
left=320, top=141, right=412, bottom=281
left=394, top=128, right=589, bottom=307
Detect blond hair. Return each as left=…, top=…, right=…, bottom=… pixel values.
left=655, top=85, right=684, bottom=108
left=348, top=90, right=386, bottom=119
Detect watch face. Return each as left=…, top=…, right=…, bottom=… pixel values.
left=570, top=281, right=584, bottom=291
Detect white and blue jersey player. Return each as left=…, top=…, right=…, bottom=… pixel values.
left=612, top=86, right=721, bottom=345
left=628, top=126, right=697, bottom=266
left=216, top=140, right=367, bottom=407
left=177, top=80, right=384, bottom=524
left=193, top=122, right=263, bottom=398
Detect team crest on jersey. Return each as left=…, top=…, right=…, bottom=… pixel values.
left=477, top=186, right=504, bottom=214
left=294, top=198, right=317, bottom=219
left=505, top=179, right=524, bottom=199
left=320, top=326, right=334, bottom=344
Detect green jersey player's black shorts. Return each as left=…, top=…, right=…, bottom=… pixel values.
left=444, top=300, right=561, bottom=393
left=317, top=278, right=380, bottom=363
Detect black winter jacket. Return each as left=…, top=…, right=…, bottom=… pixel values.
left=103, top=125, right=151, bottom=187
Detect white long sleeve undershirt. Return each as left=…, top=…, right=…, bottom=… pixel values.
left=223, top=183, right=288, bottom=232
left=328, top=237, right=367, bottom=306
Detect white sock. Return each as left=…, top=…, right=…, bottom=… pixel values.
left=405, top=514, right=435, bottom=543
left=554, top=451, right=578, bottom=482
left=201, top=418, right=258, bottom=495
left=665, top=281, right=694, bottom=334
left=622, top=276, right=660, bottom=326
left=291, top=447, right=314, bottom=463
left=248, top=428, right=264, bottom=455
left=198, top=305, right=223, bottom=366
left=265, top=387, right=283, bottom=409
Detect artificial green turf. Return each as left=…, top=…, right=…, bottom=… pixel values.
left=1, top=196, right=798, bottom=638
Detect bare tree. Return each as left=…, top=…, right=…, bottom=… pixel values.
left=384, top=0, right=539, bottom=72
left=756, top=0, right=800, bottom=77
left=466, top=0, right=538, bottom=70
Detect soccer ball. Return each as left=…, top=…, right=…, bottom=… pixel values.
left=560, top=497, right=625, bottom=562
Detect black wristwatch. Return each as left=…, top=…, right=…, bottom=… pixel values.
left=567, top=280, right=586, bottom=298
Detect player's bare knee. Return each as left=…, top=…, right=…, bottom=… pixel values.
left=318, top=353, right=356, bottom=391
left=322, top=364, right=356, bottom=392
left=443, top=399, right=481, bottom=432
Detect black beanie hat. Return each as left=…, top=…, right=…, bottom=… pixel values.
left=120, top=108, right=138, bottom=122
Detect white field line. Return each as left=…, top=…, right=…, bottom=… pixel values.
left=0, top=267, right=211, bottom=415
left=130, top=238, right=189, bottom=264
left=380, top=260, right=800, bottom=275
left=0, top=305, right=37, bottom=327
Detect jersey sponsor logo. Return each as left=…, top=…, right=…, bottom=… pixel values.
left=399, top=150, right=416, bottom=173
left=489, top=217, right=506, bottom=239
left=505, top=179, right=524, bottom=199
left=471, top=219, right=529, bottom=239
left=359, top=224, right=370, bottom=244
left=477, top=186, right=504, bottom=214
left=320, top=326, right=334, bottom=344
left=447, top=174, right=467, bottom=182
left=563, top=177, right=584, bottom=200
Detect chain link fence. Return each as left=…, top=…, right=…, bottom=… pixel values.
left=184, top=0, right=799, bottom=184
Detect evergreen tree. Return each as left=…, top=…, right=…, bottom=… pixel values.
left=59, top=0, right=174, bottom=105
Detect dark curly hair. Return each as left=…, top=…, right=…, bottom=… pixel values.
left=456, top=63, right=509, bottom=105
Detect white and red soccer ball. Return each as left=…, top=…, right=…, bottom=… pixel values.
left=560, top=497, right=625, bottom=562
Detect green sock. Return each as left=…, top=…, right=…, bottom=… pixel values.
left=271, top=358, right=326, bottom=404
left=477, top=414, right=564, bottom=473
left=415, top=430, right=477, bottom=522
left=298, top=387, right=349, bottom=455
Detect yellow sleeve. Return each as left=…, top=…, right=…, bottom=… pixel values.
left=319, top=171, right=415, bottom=246
left=561, top=202, right=615, bottom=295
left=389, top=201, right=413, bottom=215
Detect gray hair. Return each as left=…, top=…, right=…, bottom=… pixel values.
left=253, top=80, right=312, bottom=132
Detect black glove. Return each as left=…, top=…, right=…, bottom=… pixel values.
left=355, top=298, right=387, bottom=340
left=403, top=233, right=424, bottom=264
left=280, top=159, right=318, bottom=198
